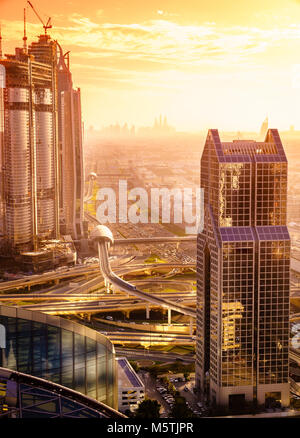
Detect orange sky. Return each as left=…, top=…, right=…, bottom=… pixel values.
left=2, top=0, right=300, bottom=131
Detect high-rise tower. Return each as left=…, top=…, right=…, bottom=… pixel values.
left=0, top=35, right=59, bottom=252
left=57, top=44, right=84, bottom=240
left=196, top=129, right=290, bottom=409
left=28, top=34, right=60, bottom=242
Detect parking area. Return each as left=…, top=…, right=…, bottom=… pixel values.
left=138, top=370, right=171, bottom=416
left=139, top=370, right=208, bottom=417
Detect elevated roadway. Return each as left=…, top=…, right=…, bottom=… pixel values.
left=290, top=349, right=300, bottom=365
left=104, top=331, right=195, bottom=345
left=114, top=347, right=195, bottom=363
left=97, top=239, right=196, bottom=318
left=290, top=313, right=300, bottom=322
left=0, top=260, right=195, bottom=293
left=18, top=296, right=196, bottom=314
left=114, top=236, right=196, bottom=245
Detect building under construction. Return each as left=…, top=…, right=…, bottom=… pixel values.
left=0, top=22, right=82, bottom=269
left=0, top=35, right=59, bottom=250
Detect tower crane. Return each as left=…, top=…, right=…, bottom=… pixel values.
left=27, top=1, right=52, bottom=35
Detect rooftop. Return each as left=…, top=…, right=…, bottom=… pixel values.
left=207, top=129, right=287, bottom=163
left=117, top=357, right=144, bottom=389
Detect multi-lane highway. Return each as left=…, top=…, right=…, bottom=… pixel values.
left=114, top=236, right=197, bottom=245
left=17, top=294, right=196, bottom=315
left=114, top=347, right=195, bottom=363
left=0, top=259, right=194, bottom=293
left=97, top=239, right=196, bottom=318
left=103, top=330, right=195, bottom=345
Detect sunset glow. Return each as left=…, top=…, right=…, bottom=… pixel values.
left=2, top=0, right=300, bottom=131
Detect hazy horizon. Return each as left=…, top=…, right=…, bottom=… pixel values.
left=2, top=0, right=300, bottom=131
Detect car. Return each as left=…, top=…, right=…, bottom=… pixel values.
left=106, top=316, right=113, bottom=320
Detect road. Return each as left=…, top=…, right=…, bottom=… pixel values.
left=114, top=236, right=196, bottom=245
left=19, top=295, right=196, bottom=315
left=138, top=370, right=171, bottom=416
left=0, top=259, right=195, bottom=292
left=97, top=240, right=196, bottom=318
left=114, top=347, right=195, bottom=363
left=101, top=330, right=195, bottom=345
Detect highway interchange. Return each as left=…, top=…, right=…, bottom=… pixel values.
left=0, top=215, right=299, bottom=369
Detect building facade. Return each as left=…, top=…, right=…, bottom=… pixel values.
left=117, top=357, right=145, bottom=413
left=0, top=35, right=60, bottom=253
left=0, top=33, right=85, bottom=255
left=57, top=44, right=84, bottom=240
left=0, top=305, right=118, bottom=410
left=196, top=129, right=290, bottom=409
left=0, top=367, right=124, bottom=418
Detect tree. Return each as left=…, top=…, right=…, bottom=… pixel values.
left=170, top=396, right=193, bottom=418
left=129, top=360, right=140, bottom=373
left=162, top=376, right=170, bottom=384
left=183, top=371, right=190, bottom=381
left=168, top=383, right=176, bottom=395
left=135, top=399, right=161, bottom=418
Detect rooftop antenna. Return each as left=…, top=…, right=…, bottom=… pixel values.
left=0, top=23, right=2, bottom=58
left=27, top=1, right=52, bottom=35
left=23, top=8, right=27, bottom=53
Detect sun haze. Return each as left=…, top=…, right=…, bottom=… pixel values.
left=1, top=0, right=300, bottom=131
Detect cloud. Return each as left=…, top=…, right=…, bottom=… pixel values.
left=2, top=15, right=300, bottom=77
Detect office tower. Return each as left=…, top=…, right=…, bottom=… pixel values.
left=57, top=44, right=84, bottom=239
left=0, top=35, right=59, bottom=252
left=196, top=129, right=290, bottom=409
left=28, top=35, right=60, bottom=243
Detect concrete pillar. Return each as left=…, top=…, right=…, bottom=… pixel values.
left=146, top=305, right=150, bottom=319
left=54, top=278, right=59, bottom=285
left=125, top=310, right=130, bottom=319
left=87, top=314, right=91, bottom=322
left=106, top=281, right=110, bottom=294
left=168, top=308, right=171, bottom=325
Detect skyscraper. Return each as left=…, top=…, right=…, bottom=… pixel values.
left=196, top=129, right=290, bottom=409
left=0, top=31, right=84, bottom=259
left=57, top=43, right=84, bottom=240
left=0, top=35, right=60, bottom=253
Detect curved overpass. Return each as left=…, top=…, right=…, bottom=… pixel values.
left=290, top=313, right=300, bottom=322
left=114, top=236, right=197, bottom=244
left=97, top=240, right=196, bottom=318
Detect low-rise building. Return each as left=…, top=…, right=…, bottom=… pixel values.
left=117, top=357, right=144, bottom=413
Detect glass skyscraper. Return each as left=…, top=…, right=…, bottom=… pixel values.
left=196, top=129, right=290, bottom=409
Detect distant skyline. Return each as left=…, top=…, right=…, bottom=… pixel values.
left=2, top=0, right=300, bottom=131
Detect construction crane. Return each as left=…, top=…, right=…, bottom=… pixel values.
left=27, top=1, right=52, bottom=35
